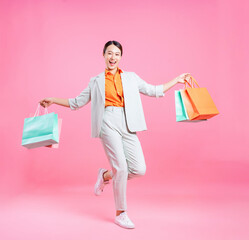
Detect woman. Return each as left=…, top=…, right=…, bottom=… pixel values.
left=39, top=40, right=190, bottom=229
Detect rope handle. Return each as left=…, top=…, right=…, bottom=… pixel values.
left=190, top=75, right=200, bottom=88
left=33, top=103, right=49, bottom=117
left=184, top=75, right=200, bottom=89
left=184, top=79, right=192, bottom=88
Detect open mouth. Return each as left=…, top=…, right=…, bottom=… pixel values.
left=109, top=60, right=116, bottom=66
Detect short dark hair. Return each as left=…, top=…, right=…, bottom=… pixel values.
left=103, top=40, right=123, bottom=56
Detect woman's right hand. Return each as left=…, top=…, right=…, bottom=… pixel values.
left=39, top=97, right=54, bottom=108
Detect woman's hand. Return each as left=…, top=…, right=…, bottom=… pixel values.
left=39, top=97, right=54, bottom=108
left=175, top=73, right=191, bottom=84
left=163, top=73, right=192, bottom=93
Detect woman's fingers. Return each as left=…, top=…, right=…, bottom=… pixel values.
left=39, top=98, right=53, bottom=108
left=39, top=99, right=47, bottom=108
left=40, top=102, right=45, bottom=107
left=184, top=73, right=191, bottom=77
left=183, top=73, right=191, bottom=81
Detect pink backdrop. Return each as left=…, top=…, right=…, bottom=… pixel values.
left=1, top=0, right=248, bottom=197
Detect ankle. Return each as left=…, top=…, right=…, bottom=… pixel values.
left=116, top=210, right=125, bottom=216
left=103, top=170, right=108, bottom=181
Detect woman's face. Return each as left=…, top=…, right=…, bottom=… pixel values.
left=103, top=44, right=122, bottom=71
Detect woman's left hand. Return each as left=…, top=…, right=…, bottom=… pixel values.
left=175, top=73, right=191, bottom=84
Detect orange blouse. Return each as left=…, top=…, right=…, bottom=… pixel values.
left=105, top=67, right=124, bottom=107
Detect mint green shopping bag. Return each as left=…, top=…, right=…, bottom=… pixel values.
left=22, top=104, right=59, bottom=149
left=175, top=90, right=189, bottom=122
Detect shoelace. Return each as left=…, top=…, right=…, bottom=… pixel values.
left=117, top=213, right=133, bottom=225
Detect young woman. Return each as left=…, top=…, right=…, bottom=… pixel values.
left=39, top=40, right=190, bottom=229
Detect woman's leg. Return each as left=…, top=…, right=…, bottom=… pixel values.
left=103, top=170, right=112, bottom=181
left=100, top=109, right=129, bottom=213
left=100, top=107, right=146, bottom=217
left=121, top=108, right=146, bottom=180
left=122, top=132, right=146, bottom=180
left=103, top=132, right=146, bottom=181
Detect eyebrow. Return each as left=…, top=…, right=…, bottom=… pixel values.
left=107, top=51, right=120, bottom=54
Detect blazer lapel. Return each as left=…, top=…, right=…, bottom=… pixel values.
left=96, top=72, right=105, bottom=102
left=120, top=71, right=127, bottom=97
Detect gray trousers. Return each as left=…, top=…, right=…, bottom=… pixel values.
left=99, top=106, right=146, bottom=210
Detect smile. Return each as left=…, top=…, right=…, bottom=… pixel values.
left=109, top=61, right=116, bottom=65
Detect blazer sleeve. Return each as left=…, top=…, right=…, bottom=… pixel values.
left=133, top=72, right=165, bottom=98
left=68, top=77, right=94, bottom=110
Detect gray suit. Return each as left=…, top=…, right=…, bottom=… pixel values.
left=68, top=70, right=165, bottom=138
left=69, top=69, right=165, bottom=210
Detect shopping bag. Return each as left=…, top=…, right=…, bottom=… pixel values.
left=22, top=104, right=59, bottom=149
left=45, top=118, right=62, bottom=148
left=181, top=76, right=219, bottom=120
left=175, top=90, right=189, bottom=121
left=180, top=87, right=197, bottom=120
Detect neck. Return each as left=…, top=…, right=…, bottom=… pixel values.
left=106, top=67, right=118, bottom=75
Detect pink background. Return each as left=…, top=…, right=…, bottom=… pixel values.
left=0, top=0, right=249, bottom=239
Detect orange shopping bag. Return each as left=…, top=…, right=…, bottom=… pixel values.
left=181, top=76, right=219, bottom=120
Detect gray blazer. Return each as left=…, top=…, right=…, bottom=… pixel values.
left=68, top=70, right=165, bottom=138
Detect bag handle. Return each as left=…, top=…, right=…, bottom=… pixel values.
left=184, top=75, right=200, bottom=89
left=184, top=80, right=192, bottom=89
left=190, top=75, right=200, bottom=88
left=34, top=103, right=48, bottom=117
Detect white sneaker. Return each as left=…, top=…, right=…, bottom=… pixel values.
left=94, top=168, right=109, bottom=196
left=114, top=212, right=135, bottom=229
